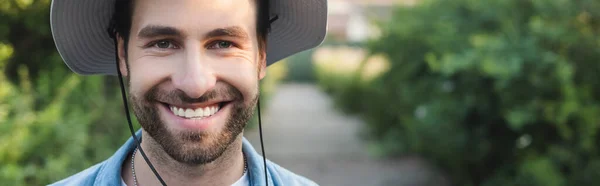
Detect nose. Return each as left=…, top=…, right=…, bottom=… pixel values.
left=171, top=50, right=216, bottom=99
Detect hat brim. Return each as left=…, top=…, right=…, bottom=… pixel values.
left=50, top=0, right=328, bottom=75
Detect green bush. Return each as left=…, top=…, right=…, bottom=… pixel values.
left=332, top=0, right=600, bottom=185
left=312, top=46, right=389, bottom=114
left=0, top=1, right=132, bottom=184
left=283, top=49, right=316, bottom=83
left=0, top=65, right=131, bottom=185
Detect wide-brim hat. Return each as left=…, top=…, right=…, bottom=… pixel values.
left=50, top=0, right=328, bottom=75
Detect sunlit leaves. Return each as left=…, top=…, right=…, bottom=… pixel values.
left=356, top=0, right=600, bottom=185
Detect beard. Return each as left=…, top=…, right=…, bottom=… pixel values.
left=130, top=83, right=258, bottom=165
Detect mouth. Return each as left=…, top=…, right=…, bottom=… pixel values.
left=160, top=101, right=230, bottom=120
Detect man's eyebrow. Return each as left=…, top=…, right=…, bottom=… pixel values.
left=205, top=26, right=249, bottom=40
left=137, top=25, right=183, bottom=38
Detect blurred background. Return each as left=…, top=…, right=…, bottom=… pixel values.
left=1, top=0, right=600, bottom=185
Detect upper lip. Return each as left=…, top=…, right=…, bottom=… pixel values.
left=160, top=100, right=230, bottom=109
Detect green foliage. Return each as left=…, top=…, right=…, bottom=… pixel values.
left=1, top=1, right=131, bottom=184
left=318, top=0, right=600, bottom=185
left=313, top=46, right=389, bottom=114
left=282, top=49, right=317, bottom=83
left=1, top=0, right=58, bottom=85
left=0, top=66, right=130, bottom=185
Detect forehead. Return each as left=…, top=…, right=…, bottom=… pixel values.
left=131, top=0, right=257, bottom=36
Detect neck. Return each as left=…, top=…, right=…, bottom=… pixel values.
left=122, top=130, right=246, bottom=186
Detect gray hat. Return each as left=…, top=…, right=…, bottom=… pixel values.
left=50, top=0, right=328, bottom=75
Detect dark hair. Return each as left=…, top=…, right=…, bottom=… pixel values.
left=108, top=0, right=269, bottom=58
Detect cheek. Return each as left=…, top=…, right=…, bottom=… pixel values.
left=212, top=58, right=260, bottom=100
left=128, top=55, right=179, bottom=96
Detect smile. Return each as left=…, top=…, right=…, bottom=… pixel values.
left=163, top=102, right=228, bottom=120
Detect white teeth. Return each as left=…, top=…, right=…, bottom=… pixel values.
left=194, top=108, right=204, bottom=117
left=176, top=108, right=182, bottom=116
left=203, top=107, right=211, bottom=117
left=213, top=106, right=219, bottom=114
left=170, top=105, right=221, bottom=119
left=185, top=109, right=194, bottom=118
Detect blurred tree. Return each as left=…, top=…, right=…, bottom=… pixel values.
left=283, top=49, right=316, bottom=83
left=1, top=1, right=130, bottom=185
left=2, top=0, right=61, bottom=84
left=315, top=0, right=600, bottom=185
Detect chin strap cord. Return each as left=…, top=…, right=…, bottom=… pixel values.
left=261, top=0, right=272, bottom=184
left=113, top=37, right=168, bottom=186
left=257, top=99, right=269, bottom=186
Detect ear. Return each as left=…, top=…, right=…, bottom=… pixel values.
left=117, top=35, right=129, bottom=77
left=258, top=50, right=267, bottom=80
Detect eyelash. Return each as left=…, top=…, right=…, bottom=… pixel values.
left=207, top=40, right=236, bottom=49
left=144, top=40, right=237, bottom=50
left=144, top=39, right=179, bottom=49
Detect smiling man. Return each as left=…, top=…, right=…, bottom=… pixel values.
left=48, top=0, right=327, bottom=185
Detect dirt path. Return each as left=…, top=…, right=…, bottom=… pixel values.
left=244, top=83, right=448, bottom=186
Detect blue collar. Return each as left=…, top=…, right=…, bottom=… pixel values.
left=93, top=130, right=274, bottom=186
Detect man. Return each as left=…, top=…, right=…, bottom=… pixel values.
left=49, top=0, right=327, bottom=185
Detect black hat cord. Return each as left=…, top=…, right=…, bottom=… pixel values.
left=113, top=37, right=168, bottom=186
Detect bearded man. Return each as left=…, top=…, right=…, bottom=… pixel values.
left=48, top=0, right=327, bottom=185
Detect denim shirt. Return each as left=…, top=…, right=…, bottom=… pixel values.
left=49, top=130, right=317, bottom=186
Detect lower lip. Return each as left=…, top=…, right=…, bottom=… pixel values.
left=158, top=103, right=229, bottom=130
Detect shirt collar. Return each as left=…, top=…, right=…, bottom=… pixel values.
left=93, top=130, right=273, bottom=186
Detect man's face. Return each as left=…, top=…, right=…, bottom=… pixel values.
left=118, top=0, right=266, bottom=165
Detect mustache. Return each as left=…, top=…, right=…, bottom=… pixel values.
left=144, top=83, right=243, bottom=105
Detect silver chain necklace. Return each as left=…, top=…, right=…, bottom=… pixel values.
left=131, top=148, right=248, bottom=186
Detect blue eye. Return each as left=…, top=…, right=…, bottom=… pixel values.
left=153, top=40, right=177, bottom=49
left=210, top=41, right=233, bottom=49
left=217, top=41, right=232, bottom=48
